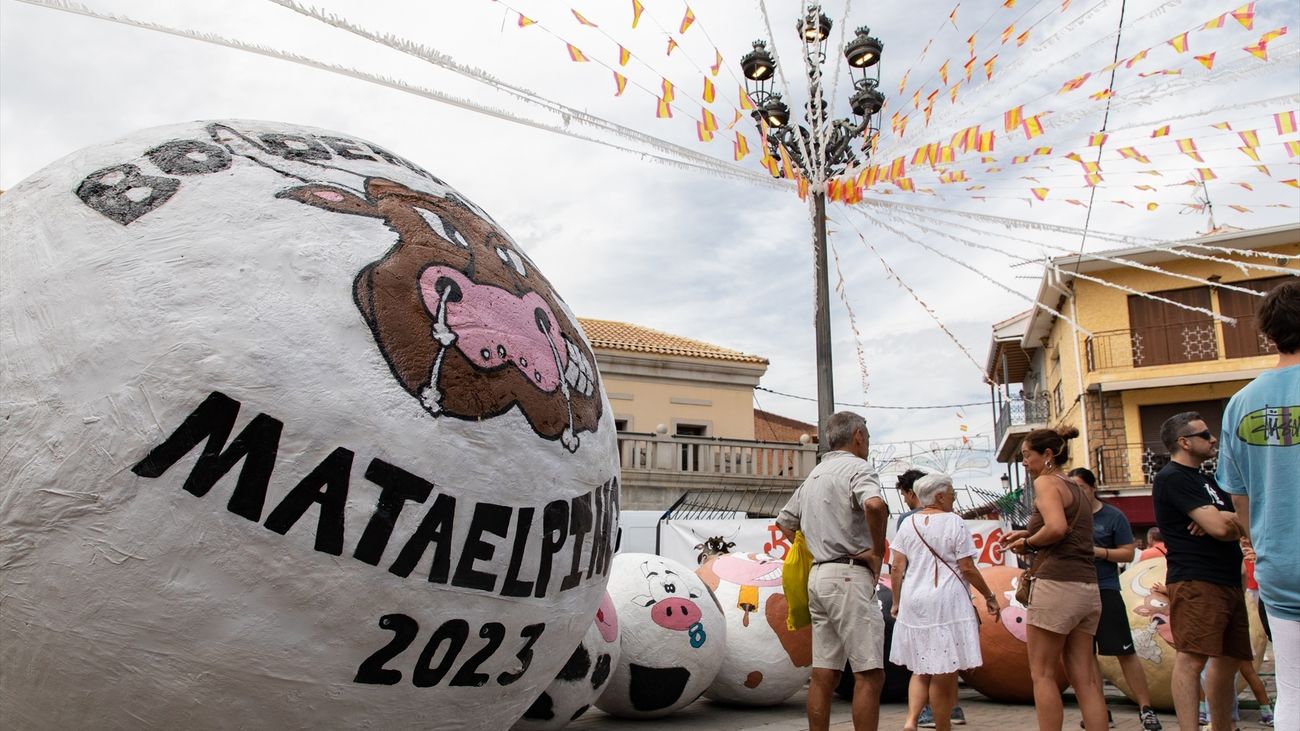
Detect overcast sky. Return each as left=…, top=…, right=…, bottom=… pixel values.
left=3, top=0, right=1298, bottom=488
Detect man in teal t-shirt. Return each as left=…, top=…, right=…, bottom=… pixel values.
left=1216, top=279, right=1299, bottom=730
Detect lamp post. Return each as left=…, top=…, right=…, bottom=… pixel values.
left=740, top=7, right=884, bottom=456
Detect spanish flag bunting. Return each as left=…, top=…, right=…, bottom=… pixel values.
left=1004, top=0, right=1015, bottom=7
left=1004, top=105, right=1024, bottom=133
left=1118, top=147, right=1150, bottom=163
left=1085, top=173, right=1103, bottom=187
left=1034, top=146, right=1053, bottom=155
left=780, top=145, right=796, bottom=179
left=1239, top=130, right=1260, bottom=147
left=798, top=177, right=809, bottom=199
left=1023, top=115, right=1045, bottom=139
left=739, top=86, right=755, bottom=110
left=733, top=131, right=749, bottom=160
left=963, top=57, right=976, bottom=82
left=1147, top=202, right=1159, bottom=211
left=619, top=46, right=631, bottom=66
left=667, top=38, right=678, bottom=56
left=1125, top=49, right=1149, bottom=68
left=711, top=49, right=723, bottom=76
left=1066, top=199, right=1086, bottom=206
left=572, top=9, right=598, bottom=27
left=1281, top=179, right=1300, bottom=188
left=890, top=156, right=907, bottom=180
left=910, top=144, right=927, bottom=166
left=1017, top=30, right=1030, bottom=47
left=1139, top=69, right=1181, bottom=78
left=1231, top=2, right=1255, bottom=30
left=696, top=121, right=714, bottom=143
left=984, top=54, right=998, bottom=80
left=680, top=7, right=696, bottom=34
left=1101, top=61, right=1121, bottom=73
left=1238, top=146, right=1261, bottom=161
left=1177, top=138, right=1203, bottom=162
left=1195, top=53, right=1216, bottom=69
left=1031, top=188, right=1049, bottom=201
left=567, top=44, right=589, bottom=62
left=1059, top=72, right=1091, bottom=94
left=896, top=177, right=916, bottom=192
left=913, top=90, right=921, bottom=110
left=1286, top=140, right=1300, bottom=157
left=661, top=79, right=675, bottom=103
left=977, top=130, right=996, bottom=152
left=613, top=72, right=628, bottom=96
left=898, top=71, right=910, bottom=95
left=1114, top=200, right=1135, bottom=208
left=922, top=39, right=934, bottom=57
left=963, top=126, right=981, bottom=151
left=760, top=153, right=779, bottom=177
left=1090, top=89, right=1115, bottom=101
left=968, top=33, right=977, bottom=55
left=1235, top=182, right=1254, bottom=191
left=1013, top=155, right=1031, bottom=164
left=949, top=5, right=959, bottom=27
left=1065, top=151, right=1084, bottom=163
left=517, top=13, right=536, bottom=27
left=656, top=98, right=672, bottom=118
left=1062, top=0, right=1072, bottom=11
left=828, top=179, right=842, bottom=201
left=1168, top=32, right=1190, bottom=53
left=923, top=101, right=936, bottom=126
left=1256, top=165, right=1270, bottom=176
left=1211, top=121, right=1232, bottom=131
left=896, top=115, right=910, bottom=137
left=727, top=109, right=743, bottom=128
left=938, top=145, right=956, bottom=164
left=702, top=77, right=716, bottom=103
left=1275, top=111, right=1297, bottom=135
left=1139, top=170, right=1164, bottom=176
left=701, top=108, right=719, bottom=132
left=631, top=0, right=644, bottom=28
left=1134, top=184, right=1156, bottom=191
left=1203, top=14, right=1227, bottom=30
left=1082, top=161, right=1101, bottom=174
left=1001, top=24, right=1015, bottom=44
left=950, top=83, right=961, bottom=103
left=1196, top=167, right=1217, bottom=181
left=1088, top=132, right=1109, bottom=147
left=1151, top=125, right=1171, bottom=137
left=986, top=166, right=1002, bottom=173
left=939, top=60, right=950, bottom=85
left=1228, top=205, right=1251, bottom=213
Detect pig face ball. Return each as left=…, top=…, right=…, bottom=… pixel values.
left=596, top=553, right=726, bottom=718
left=696, top=552, right=811, bottom=705
left=0, top=120, right=618, bottom=730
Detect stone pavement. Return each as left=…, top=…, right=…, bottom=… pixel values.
left=571, top=684, right=1275, bottom=730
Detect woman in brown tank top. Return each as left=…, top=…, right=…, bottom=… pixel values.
left=1001, top=426, right=1110, bottom=731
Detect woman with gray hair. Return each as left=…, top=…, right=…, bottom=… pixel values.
left=890, top=473, right=1000, bottom=731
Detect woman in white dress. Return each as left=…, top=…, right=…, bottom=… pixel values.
left=889, top=473, right=1001, bottom=731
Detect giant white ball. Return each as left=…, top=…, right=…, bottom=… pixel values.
left=0, top=120, right=619, bottom=730
left=596, top=553, right=726, bottom=718
left=696, top=552, right=811, bottom=705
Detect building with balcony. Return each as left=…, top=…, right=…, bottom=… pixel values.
left=579, top=318, right=815, bottom=513
left=984, top=223, right=1299, bottom=533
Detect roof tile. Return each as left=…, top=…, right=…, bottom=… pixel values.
left=578, top=318, right=768, bottom=365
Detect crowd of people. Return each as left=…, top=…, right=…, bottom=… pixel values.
left=774, top=280, right=1298, bottom=731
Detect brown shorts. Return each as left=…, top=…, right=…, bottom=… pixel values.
left=1168, top=580, right=1253, bottom=660
left=1027, top=578, right=1101, bottom=636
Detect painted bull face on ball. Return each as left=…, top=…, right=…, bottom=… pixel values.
left=209, top=124, right=600, bottom=452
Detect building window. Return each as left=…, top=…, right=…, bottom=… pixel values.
left=1219, top=276, right=1288, bottom=359
left=1053, top=381, right=1063, bottom=417
left=1127, top=286, right=1216, bottom=367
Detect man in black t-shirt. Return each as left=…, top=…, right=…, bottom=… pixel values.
left=1152, top=412, right=1248, bottom=731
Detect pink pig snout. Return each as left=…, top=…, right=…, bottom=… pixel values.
left=651, top=597, right=701, bottom=631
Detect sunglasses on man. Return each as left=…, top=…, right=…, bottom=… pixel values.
left=1180, top=429, right=1214, bottom=441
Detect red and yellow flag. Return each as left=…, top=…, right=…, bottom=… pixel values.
left=963, top=57, right=976, bottom=82
left=680, top=7, right=696, bottom=34
left=702, top=77, right=716, bottom=103
left=1031, top=188, right=1049, bottom=201
left=1004, top=105, right=1024, bottom=132
left=667, top=38, right=679, bottom=56
left=898, top=71, right=910, bottom=95
left=1151, top=125, right=1171, bottom=137
left=1202, top=14, right=1227, bottom=30
left=984, top=54, right=998, bottom=80
left=1196, top=168, right=1217, bottom=181
left=701, top=108, right=719, bottom=132
left=1118, top=147, right=1150, bottom=163
left=1168, top=32, right=1190, bottom=53
left=949, top=5, right=959, bottom=27
left=619, top=46, right=631, bottom=66
left=1012, top=155, right=1031, bottom=164
left=1001, top=24, right=1015, bottom=44
left=1088, top=132, right=1109, bottom=147
left=517, top=14, right=536, bottom=27
left=1089, top=89, right=1114, bottom=101
left=1147, top=202, right=1159, bottom=211
left=1125, top=49, right=1149, bottom=68
left=661, top=79, right=675, bottom=103
left=967, top=33, right=977, bottom=55
left=1257, top=165, right=1271, bottom=176
left=1286, top=140, right=1300, bottom=157
left=572, top=9, right=598, bottom=27
left=656, top=98, right=672, bottom=118
left=696, top=121, right=714, bottom=143
left=1232, top=2, right=1256, bottom=30
left=1239, top=129, right=1260, bottom=147
left=1034, top=146, right=1053, bottom=156
left=1212, top=121, right=1233, bottom=130
left=567, top=44, right=589, bottom=62
left=938, top=60, right=950, bottom=85
left=977, top=131, right=996, bottom=152
left=613, top=72, right=628, bottom=96
left=1085, top=173, right=1103, bottom=187
left=711, top=49, right=723, bottom=76
left=1195, top=53, right=1216, bottom=69
left=1275, top=111, right=1297, bottom=135
left=631, top=0, right=645, bottom=28
left=1017, top=30, right=1030, bottom=47
left=1059, top=72, right=1091, bottom=94
left=1177, top=138, right=1203, bottom=162
left=1238, top=146, right=1261, bottom=161
left=1023, top=115, right=1045, bottom=139
left=739, top=86, right=755, bottom=111
left=1281, top=179, right=1300, bottom=188
left=733, top=131, right=749, bottom=160
left=1134, top=184, right=1156, bottom=191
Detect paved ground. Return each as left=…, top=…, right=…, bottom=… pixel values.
left=572, top=666, right=1277, bottom=730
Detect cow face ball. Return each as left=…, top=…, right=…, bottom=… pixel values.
left=513, top=592, right=621, bottom=729
left=595, top=553, right=726, bottom=718
left=0, top=120, right=618, bottom=730
left=696, top=552, right=811, bottom=706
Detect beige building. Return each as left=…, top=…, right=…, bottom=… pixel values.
left=985, top=223, right=1299, bottom=532
left=579, top=318, right=815, bottom=513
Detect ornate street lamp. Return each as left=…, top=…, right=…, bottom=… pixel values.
left=740, top=6, right=886, bottom=455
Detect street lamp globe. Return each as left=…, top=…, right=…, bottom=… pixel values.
left=740, top=40, right=776, bottom=81
left=844, top=26, right=884, bottom=68
left=849, top=78, right=885, bottom=118
left=759, top=95, right=791, bottom=128
left=796, top=7, right=832, bottom=43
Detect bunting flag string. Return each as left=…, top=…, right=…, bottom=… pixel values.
left=828, top=239, right=873, bottom=397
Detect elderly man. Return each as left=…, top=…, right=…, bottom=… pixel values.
left=777, top=411, right=888, bottom=731
left=1153, top=412, right=1247, bottom=731
left=1217, top=279, right=1300, bottom=730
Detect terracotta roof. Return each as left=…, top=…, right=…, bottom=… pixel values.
left=578, top=318, right=768, bottom=365
left=754, top=409, right=817, bottom=442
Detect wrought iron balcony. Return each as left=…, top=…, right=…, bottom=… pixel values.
left=994, top=397, right=1050, bottom=460
left=1093, top=442, right=1217, bottom=487
left=1085, top=319, right=1219, bottom=372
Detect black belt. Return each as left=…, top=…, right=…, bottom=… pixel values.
left=816, top=557, right=872, bottom=569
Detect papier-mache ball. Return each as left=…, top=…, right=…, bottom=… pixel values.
left=960, top=565, right=1066, bottom=704
left=0, top=120, right=619, bottom=730
left=696, top=552, right=811, bottom=705
left=514, top=591, right=621, bottom=729
left=596, top=552, right=726, bottom=718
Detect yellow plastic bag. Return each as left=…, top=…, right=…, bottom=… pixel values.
left=783, top=530, right=813, bottom=631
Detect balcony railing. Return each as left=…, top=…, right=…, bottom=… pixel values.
left=995, top=396, right=1050, bottom=446
left=617, top=432, right=817, bottom=480
left=1086, top=319, right=1219, bottom=372
left=1094, top=442, right=1217, bottom=487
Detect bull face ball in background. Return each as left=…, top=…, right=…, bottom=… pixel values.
left=696, top=552, right=811, bottom=706
left=1097, top=557, right=1269, bottom=712
left=596, top=553, right=727, bottom=718
left=960, top=565, right=1066, bottom=704
left=514, top=592, right=621, bottom=729
left=835, top=578, right=912, bottom=704
left=0, top=120, right=618, bottom=730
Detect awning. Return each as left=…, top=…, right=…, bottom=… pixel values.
left=1105, top=495, right=1156, bottom=526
